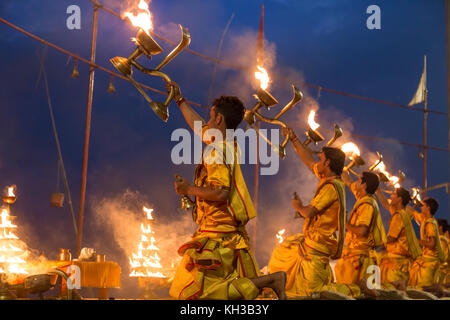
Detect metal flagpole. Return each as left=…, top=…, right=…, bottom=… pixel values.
left=446, top=0, right=450, bottom=212
left=76, top=0, right=99, bottom=257
left=423, top=55, right=428, bottom=197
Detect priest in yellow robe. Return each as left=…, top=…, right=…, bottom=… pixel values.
left=268, top=128, right=349, bottom=297
left=437, top=219, right=450, bottom=287
left=166, top=82, right=286, bottom=300
left=336, top=170, right=387, bottom=286
left=376, top=188, right=422, bottom=290
left=408, top=198, right=446, bottom=288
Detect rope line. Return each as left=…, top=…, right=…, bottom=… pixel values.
left=0, top=17, right=448, bottom=153
left=94, top=0, right=447, bottom=116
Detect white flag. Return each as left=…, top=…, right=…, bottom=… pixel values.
left=408, top=56, right=427, bottom=106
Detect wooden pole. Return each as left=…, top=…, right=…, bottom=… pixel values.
left=423, top=55, right=428, bottom=197
left=76, top=1, right=99, bottom=257
left=446, top=0, right=450, bottom=209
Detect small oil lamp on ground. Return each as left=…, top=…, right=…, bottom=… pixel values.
left=2, top=186, right=16, bottom=205
left=110, top=1, right=191, bottom=122
left=244, top=66, right=303, bottom=158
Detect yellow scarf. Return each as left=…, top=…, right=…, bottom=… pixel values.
left=421, top=218, right=446, bottom=262
left=219, top=140, right=257, bottom=225
left=398, top=209, right=422, bottom=260
left=351, top=194, right=387, bottom=249
left=305, top=178, right=346, bottom=259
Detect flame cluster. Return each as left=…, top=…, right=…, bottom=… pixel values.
left=341, top=142, right=360, bottom=160
left=373, top=161, right=400, bottom=188
left=123, top=0, right=153, bottom=35
left=0, top=203, right=28, bottom=276
left=307, top=110, right=320, bottom=131
left=129, top=206, right=165, bottom=278
left=255, top=65, right=270, bottom=90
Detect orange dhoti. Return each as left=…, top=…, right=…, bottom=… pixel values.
left=408, top=256, right=440, bottom=288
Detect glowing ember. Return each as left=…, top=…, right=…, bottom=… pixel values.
left=307, top=110, right=320, bottom=131
left=129, top=206, right=166, bottom=279
left=341, top=142, right=360, bottom=160
left=255, top=65, right=270, bottom=90
left=123, top=0, right=154, bottom=35
left=276, top=229, right=286, bottom=244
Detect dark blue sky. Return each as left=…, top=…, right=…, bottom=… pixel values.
left=0, top=0, right=448, bottom=297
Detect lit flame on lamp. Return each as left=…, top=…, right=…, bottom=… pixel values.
left=341, top=142, right=360, bottom=160
left=412, top=188, right=422, bottom=202
left=307, top=110, right=320, bottom=131
left=7, top=187, right=15, bottom=197
left=255, top=65, right=270, bottom=90
left=375, top=162, right=401, bottom=189
left=123, top=0, right=154, bottom=35
left=276, top=229, right=286, bottom=244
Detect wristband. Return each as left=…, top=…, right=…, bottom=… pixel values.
left=176, top=97, right=186, bottom=107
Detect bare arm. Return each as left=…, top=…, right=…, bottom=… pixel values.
left=406, top=206, right=423, bottom=226
left=292, top=199, right=318, bottom=219
left=167, top=81, right=205, bottom=136
left=174, top=178, right=229, bottom=202
left=287, top=128, right=316, bottom=172
left=346, top=223, right=369, bottom=237
left=341, top=170, right=353, bottom=188
left=376, top=188, right=390, bottom=212
left=420, top=236, right=436, bottom=250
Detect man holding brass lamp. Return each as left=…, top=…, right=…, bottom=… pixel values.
left=335, top=171, right=387, bottom=293
left=166, top=81, right=287, bottom=300
left=376, top=187, right=422, bottom=290
left=407, top=198, right=446, bottom=291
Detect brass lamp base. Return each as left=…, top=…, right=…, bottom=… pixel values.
left=149, top=101, right=169, bottom=123
left=354, top=155, right=365, bottom=167
left=244, top=110, right=255, bottom=125
left=110, top=56, right=132, bottom=77
left=305, top=128, right=324, bottom=144
left=2, top=196, right=16, bottom=204
left=378, top=172, right=389, bottom=183
left=256, top=88, right=278, bottom=107
left=135, top=29, right=163, bottom=57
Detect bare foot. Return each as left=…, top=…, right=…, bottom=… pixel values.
left=358, top=279, right=380, bottom=298
left=422, top=283, right=444, bottom=297
left=250, top=271, right=287, bottom=300
left=391, top=280, right=407, bottom=291
left=269, top=271, right=287, bottom=300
